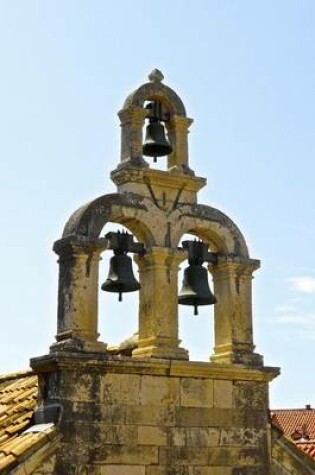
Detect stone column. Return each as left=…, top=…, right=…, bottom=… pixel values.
left=118, top=107, right=148, bottom=168
left=167, top=115, right=193, bottom=172
left=132, top=247, right=188, bottom=360
left=210, top=256, right=263, bottom=366
left=51, top=237, right=107, bottom=353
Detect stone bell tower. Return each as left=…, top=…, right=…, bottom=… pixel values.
left=31, top=70, right=279, bottom=475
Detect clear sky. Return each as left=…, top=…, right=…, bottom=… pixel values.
left=0, top=1, right=314, bottom=409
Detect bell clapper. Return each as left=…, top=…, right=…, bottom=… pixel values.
left=118, top=290, right=122, bottom=302
left=194, top=304, right=198, bottom=316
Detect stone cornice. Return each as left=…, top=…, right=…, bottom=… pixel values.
left=111, top=167, right=206, bottom=192
left=31, top=352, right=280, bottom=383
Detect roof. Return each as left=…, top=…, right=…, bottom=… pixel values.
left=271, top=407, right=315, bottom=461
left=0, top=370, right=57, bottom=473
left=296, top=441, right=315, bottom=460
left=271, top=408, right=315, bottom=440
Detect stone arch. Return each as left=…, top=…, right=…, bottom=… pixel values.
left=117, top=72, right=193, bottom=172
left=170, top=203, right=249, bottom=258
left=123, top=81, right=186, bottom=117
left=54, top=193, right=158, bottom=353
left=62, top=193, right=155, bottom=247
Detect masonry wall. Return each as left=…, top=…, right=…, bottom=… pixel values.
left=271, top=429, right=315, bottom=475
left=33, top=356, right=275, bottom=475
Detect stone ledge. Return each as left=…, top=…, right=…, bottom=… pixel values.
left=30, top=352, right=279, bottom=383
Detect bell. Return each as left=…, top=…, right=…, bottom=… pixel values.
left=101, top=253, right=140, bottom=302
left=178, top=264, right=216, bottom=315
left=143, top=121, right=173, bottom=160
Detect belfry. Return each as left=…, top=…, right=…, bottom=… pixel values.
left=30, top=70, right=281, bottom=474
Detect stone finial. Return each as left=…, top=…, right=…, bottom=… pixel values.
left=148, top=69, right=164, bottom=83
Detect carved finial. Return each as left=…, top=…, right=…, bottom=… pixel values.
left=148, top=69, right=164, bottom=83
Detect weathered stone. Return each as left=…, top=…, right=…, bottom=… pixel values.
left=180, top=378, right=213, bottom=407
left=126, top=404, right=176, bottom=427
left=213, top=380, right=233, bottom=409
left=28, top=71, right=286, bottom=475
left=177, top=407, right=233, bottom=428
left=95, top=445, right=158, bottom=464
left=159, top=447, right=209, bottom=466
left=138, top=426, right=167, bottom=446
left=101, top=465, right=145, bottom=475
left=140, top=375, right=180, bottom=406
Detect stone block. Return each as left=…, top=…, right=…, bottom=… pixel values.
left=96, top=445, right=158, bottom=464
left=207, top=447, right=263, bottom=467
left=146, top=468, right=194, bottom=475
left=100, top=424, right=138, bottom=445
left=233, top=382, right=268, bottom=411
left=100, top=404, right=126, bottom=424
left=214, top=380, right=233, bottom=408
left=180, top=378, right=213, bottom=407
left=176, top=407, right=233, bottom=428
left=159, top=447, right=209, bottom=466
left=169, top=428, right=220, bottom=447
left=67, top=401, right=102, bottom=423
left=126, top=404, right=176, bottom=426
left=238, top=448, right=264, bottom=466
left=100, top=373, right=140, bottom=405
left=101, top=466, right=145, bottom=475
left=232, top=409, right=267, bottom=428
left=59, top=371, right=101, bottom=402
left=194, top=468, right=232, bottom=475
left=138, top=425, right=167, bottom=445
left=140, top=375, right=180, bottom=405
left=220, top=428, right=264, bottom=447
left=208, top=448, right=246, bottom=466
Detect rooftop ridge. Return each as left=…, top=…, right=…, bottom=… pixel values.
left=0, top=369, right=35, bottom=383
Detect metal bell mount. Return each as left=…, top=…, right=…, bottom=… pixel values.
left=143, top=101, right=173, bottom=162
left=178, top=240, right=217, bottom=315
left=101, top=231, right=145, bottom=302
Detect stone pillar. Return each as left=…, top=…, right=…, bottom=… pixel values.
left=210, top=256, right=263, bottom=366
left=132, top=247, right=188, bottom=360
left=118, top=107, right=148, bottom=167
left=167, top=115, right=193, bottom=172
left=51, top=237, right=106, bottom=353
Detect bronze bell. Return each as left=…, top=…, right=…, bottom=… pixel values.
left=143, top=121, right=173, bottom=160
left=178, top=264, right=217, bottom=315
left=101, top=252, right=140, bottom=302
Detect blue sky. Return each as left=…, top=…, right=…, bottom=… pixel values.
left=0, top=1, right=314, bottom=408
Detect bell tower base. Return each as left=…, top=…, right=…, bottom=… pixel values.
left=31, top=352, right=279, bottom=475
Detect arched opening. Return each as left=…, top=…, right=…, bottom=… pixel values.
left=142, top=99, right=173, bottom=172
left=177, top=232, right=216, bottom=362
left=98, top=222, right=141, bottom=351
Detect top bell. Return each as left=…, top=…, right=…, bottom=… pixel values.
left=143, top=101, right=172, bottom=161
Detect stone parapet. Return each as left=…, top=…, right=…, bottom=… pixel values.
left=31, top=352, right=278, bottom=474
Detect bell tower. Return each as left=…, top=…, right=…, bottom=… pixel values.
left=31, top=70, right=279, bottom=475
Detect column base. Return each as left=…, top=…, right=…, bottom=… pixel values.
left=210, top=342, right=264, bottom=366
left=132, top=336, right=189, bottom=360
left=50, top=338, right=108, bottom=354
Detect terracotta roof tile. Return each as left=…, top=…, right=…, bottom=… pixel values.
left=296, top=441, right=315, bottom=459
left=0, top=370, right=58, bottom=472
left=0, top=371, right=38, bottom=446
left=272, top=408, right=315, bottom=460
left=271, top=408, right=315, bottom=440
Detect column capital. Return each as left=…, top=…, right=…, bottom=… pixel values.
left=168, top=115, right=193, bottom=131
left=211, top=255, right=260, bottom=277
left=53, top=236, right=105, bottom=260
left=118, top=106, right=147, bottom=126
